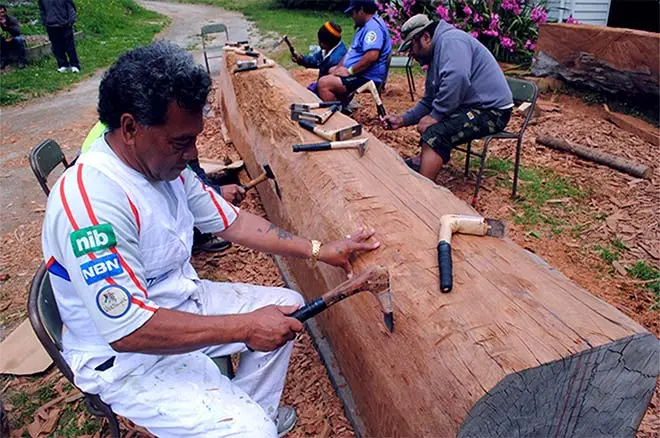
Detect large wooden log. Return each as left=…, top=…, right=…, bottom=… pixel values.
left=532, top=23, right=660, bottom=98
left=218, top=53, right=659, bottom=437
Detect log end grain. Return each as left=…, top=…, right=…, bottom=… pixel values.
left=459, top=333, right=660, bottom=438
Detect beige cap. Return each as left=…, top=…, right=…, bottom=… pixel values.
left=399, top=14, right=433, bottom=52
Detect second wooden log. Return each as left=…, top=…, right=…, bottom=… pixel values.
left=536, top=135, right=653, bottom=179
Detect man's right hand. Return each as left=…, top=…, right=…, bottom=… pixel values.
left=382, top=114, right=405, bottom=130
left=291, top=53, right=302, bottom=64
left=220, top=184, right=245, bottom=204
left=244, top=305, right=303, bottom=351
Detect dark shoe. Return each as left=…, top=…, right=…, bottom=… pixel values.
left=405, top=155, right=421, bottom=173
left=276, top=406, right=297, bottom=437
left=17, top=61, right=26, bottom=69
left=192, top=234, right=232, bottom=254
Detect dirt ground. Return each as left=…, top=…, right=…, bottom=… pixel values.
left=1, top=27, right=658, bottom=437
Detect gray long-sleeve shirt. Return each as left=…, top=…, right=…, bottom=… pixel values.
left=403, top=20, right=513, bottom=126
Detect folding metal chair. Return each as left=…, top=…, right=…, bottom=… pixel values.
left=389, top=55, right=416, bottom=101
left=29, top=139, right=73, bottom=196
left=28, top=263, right=122, bottom=437
left=28, top=263, right=236, bottom=436
left=457, top=77, right=538, bottom=206
left=201, top=23, right=229, bottom=74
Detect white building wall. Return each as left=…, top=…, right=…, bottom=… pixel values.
left=542, top=0, right=612, bottom=25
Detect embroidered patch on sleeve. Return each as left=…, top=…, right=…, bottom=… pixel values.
left=80, top=253, right=124, bottom=285
left=365, top=30, right=378, bottom=45
left=70, top=223, right=117, bottom=257
left=96, top=285, right=131, bottom=318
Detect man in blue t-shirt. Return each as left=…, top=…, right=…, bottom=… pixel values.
left=317, top=0, right=391, bottom=103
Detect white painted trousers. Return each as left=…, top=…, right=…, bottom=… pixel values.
left=97, top=280, right=304, bottom=438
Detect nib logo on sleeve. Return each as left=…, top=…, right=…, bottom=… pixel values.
left=70, top=223, right=117, bottom=257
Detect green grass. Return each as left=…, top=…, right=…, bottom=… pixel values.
left=474, top=155, right=588, bottom=227
left=7, top=380, right=57, bottom=428
left=594, top=244, right=619, bottom=263
left=173, top=0, right=355, bottom=68
left=627, top=261, right=660, bottom=309
left=0, top=0, right=168, bottom=106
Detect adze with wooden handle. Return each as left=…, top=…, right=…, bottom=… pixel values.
left=290, top=265, right=393, bottom=332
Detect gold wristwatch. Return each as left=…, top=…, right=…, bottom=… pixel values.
left=311, top=240, right=322, bottom=265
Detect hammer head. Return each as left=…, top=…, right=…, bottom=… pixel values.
left=357, top=139, right=368, bottom=157
left=271, top=35, right=287, bottom=50
left=262, top=164, right=281, bottom=199
left=262, top=164, right=275, bottom=180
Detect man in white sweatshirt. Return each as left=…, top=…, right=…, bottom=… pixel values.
left=42, top=41, right=380, bottom=438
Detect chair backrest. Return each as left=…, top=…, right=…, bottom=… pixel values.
left=29, top=139, right=69, bottom=196
left=28, top=263, right=75, bottom=382
left=506, top=77, right=538, bottom=104
left=201, top=23, right=229, bottom=38
left=380, top=51, right=394, bottom=91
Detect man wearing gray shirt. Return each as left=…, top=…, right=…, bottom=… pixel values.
left=383, top=14, right=513, bottom=182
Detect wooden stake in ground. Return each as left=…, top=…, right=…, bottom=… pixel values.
left=536, top=135, right=653, bottom=179
left=603, top=104, right=660, bottom=147
left=219, top=52, right=659, bottom=438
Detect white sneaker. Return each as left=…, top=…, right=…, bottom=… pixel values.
left=57, top=66, right=69, bottom=73
left=71, top=66, right=80, bottom=73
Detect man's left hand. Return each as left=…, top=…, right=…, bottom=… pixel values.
left=332, top=66, right=351, bottom=77
left=319, top=228, right=380, bottom=277
left=417, top=115, right=438, bottom=135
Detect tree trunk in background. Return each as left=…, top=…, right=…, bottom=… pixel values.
left=532, top=23, right=660, bottom=99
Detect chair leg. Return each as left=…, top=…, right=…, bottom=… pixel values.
left=108, top=413, right=121, bottom=438
left=406, top=67, right=415, bottom=101
left=204, top=52, right=210, bottom=75
left=512, top=137, right=523, bottom=198
left=464, top=141, right=472, bottom=177
left=472, top=139, right=490, bottom=207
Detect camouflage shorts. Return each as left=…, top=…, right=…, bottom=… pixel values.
left=421, top=107, right=512, bottom=163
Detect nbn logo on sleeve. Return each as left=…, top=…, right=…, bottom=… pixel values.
left=80, top=254, right=123, bottom=285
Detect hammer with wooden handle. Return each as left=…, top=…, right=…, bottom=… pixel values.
left=298, top=120, right=362, bottom=141
left=291, top=101, right=341, bottom=113
left=292, top=138, right=368, bottom=157
left=437, top=215, right=505, bottom=293
left=234, top=60, right=275, bottom=73
left=290, top=265, right=393, bottom=332
left=225, top=40, right=249, bottom=47
left=291, top=104, right=340, bottom=124
left=224, top=46, right=260, bottom=57
left=241, top=164, right=281, bottom=199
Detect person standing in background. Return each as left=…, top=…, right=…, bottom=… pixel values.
left=39, top=0, right=80, bottom=73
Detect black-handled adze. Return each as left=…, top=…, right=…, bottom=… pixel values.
left=292, top=138, right=368, bottom=157
left=437, top=215, right=505, bottom=293
left=290, top=265, right=393, bottom=332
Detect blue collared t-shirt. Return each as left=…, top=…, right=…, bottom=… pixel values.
left=343, top=15, right=392, bottom=84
